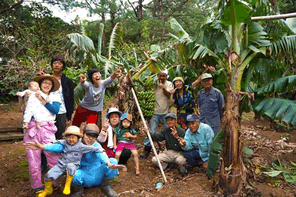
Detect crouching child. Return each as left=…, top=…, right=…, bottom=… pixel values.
left=24, top=126, right=104, bottom=197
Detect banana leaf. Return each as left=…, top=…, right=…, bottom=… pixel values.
left=254, top=98, right=296, bottom=125
left=74, top=83, right=85, bottom=108
left=206, top=129, right=225, bottom=178
left=256, top=75, right=296, bottom=95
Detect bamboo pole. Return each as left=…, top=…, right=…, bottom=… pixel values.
left=251, top=12, right=296, bottom=21
left=127, top=73, right=168, bottom=183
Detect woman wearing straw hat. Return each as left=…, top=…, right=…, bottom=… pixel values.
left=23, top=74, right=61, bottom=195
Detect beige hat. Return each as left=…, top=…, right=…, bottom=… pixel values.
left=201, top=73, right=213, bottom=80
left=63, top=126, right=83, bottom=138
left=33, top=74, right=60, bottom=92
left=173, top=77, right=184, bottom=84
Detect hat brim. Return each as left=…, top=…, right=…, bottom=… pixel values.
left=106, top=110, right=122, bottom=119
left=33, top=75, right=60, bottom=92
left=83, top=130, right=99, bottom=136
left=201, top=76, right=213, bottom=80
left=63, top=131, right=83, bottom=138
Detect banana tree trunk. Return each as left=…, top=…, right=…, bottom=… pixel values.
left=219, top=71, right=247, bottom=195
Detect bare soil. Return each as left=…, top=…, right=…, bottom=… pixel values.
left=0, top=102, right=296, bottom=197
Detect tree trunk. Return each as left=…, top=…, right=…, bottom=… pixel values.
left=219, top=82, right=247, bottom=195
left=137, top=0, right=143, bottom=21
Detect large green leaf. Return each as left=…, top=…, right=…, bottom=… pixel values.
left=270, top=35, right=296, bottom=55
left=169, top=18, right=191, bottom=42
left=108, top=22, right=123, bottom=59
left=206, top=129, right=225, bottom=178
left=221, top=0, right=251, bottom=25
left=256, top=75, right=296, bottom=95
left=254, top=98, right=296, bottom=125
left=74, top=83, right=85, bottom=108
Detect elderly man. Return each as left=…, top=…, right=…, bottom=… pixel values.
left=198, top=73, right=224, bottom=135
left=146, top=113, right=187, bottom=175
left=179, top=114, right=214, bottom=169
left=46, top=124, right=124, bottom=197
left=141, top=69, right=173, bottom=158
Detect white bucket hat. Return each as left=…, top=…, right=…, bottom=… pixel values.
left=106, top=107, right=123, bottom=119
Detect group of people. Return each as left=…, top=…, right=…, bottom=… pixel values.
left=140, top=68, right=224, bottom=175
left=19, top=55, right=225, bottom=197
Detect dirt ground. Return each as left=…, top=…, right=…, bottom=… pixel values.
left=0, top=102, right=296, bottom=197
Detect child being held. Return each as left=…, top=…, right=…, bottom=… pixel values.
left=24, top=126, right=104, bottom=196
left=16, top=81, right=48, bottom=129
left=113, top=113, right=140, bottom=175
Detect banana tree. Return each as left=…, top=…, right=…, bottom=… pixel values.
left=147, top=0, right=296, bottom=194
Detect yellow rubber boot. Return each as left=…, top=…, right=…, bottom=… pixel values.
left=63, top=174, right=74, bottom=195
left=37, top=181, right=53, bottom=197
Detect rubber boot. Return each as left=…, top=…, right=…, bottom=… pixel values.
left=37, top=181, right=53, bottom=197
left=100, top=178, right=118, bottom=197
left=63, top=173, right=74, bottom=195
left=140, top=146, right=152, bottom=158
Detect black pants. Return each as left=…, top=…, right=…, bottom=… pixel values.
left=55, top=113, right=67, bottom=140
left=119, top=148, right=132, bottom=165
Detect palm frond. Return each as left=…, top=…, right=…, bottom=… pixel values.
left=256, top=75, right=296, bottom=95
left=254, top=98, right=296, bottom=125
left=269, top=35, right=296, bottom=55
left=108, top=22, right=123, bottom=59
left=169, top=18, right=191, bottom=42
left=97, top=23, right=104, bottom=55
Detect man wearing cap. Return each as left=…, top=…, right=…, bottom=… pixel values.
left=178, top=114, right=214, bottom=168
left=198, top=73, right=224, bottom=134
left=141, top=69, right=173, bottom=158
left=146, top=113, right=187, bottom=175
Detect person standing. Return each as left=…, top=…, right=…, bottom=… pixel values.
left=71, top=67, right=121, bottom=129
left=50, top=55, right=75, bottom=139
left=198, top=73, right=224, bottom=134
left=141, top=70, right=173, bottom=158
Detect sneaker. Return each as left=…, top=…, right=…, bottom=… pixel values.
left=180, top=166, right=187, bottom=176
left=165, top=163, right=174, bottom=171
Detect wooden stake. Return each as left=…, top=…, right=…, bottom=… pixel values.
left=251, top=12, right=296, bottom=21
left=127, top=73, right=168, bottom=183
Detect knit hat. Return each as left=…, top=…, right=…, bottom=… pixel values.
left=201, top=73, right=213, bottom=80
left=33, top=74, right=60, bottom=92
left=63, top=126, right=83, bottom=138
left=87, top=68, right=101, bottom=83
left=106, top=107, right=123, bottom=119
left=173, top=77, right=184, bottom=84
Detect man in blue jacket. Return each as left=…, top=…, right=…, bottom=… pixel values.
left=179, top=114, right=214, bottom=169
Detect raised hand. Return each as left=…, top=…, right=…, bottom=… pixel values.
left=80, top=73, right=86, bottom=83
left=24, top=140, right=45, bottom=150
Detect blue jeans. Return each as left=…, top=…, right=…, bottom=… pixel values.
left=144, top=114, right=168, bottom=147
left=183, top=148, right=203, bottom=166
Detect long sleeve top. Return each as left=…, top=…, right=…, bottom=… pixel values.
left=182, top=123, right=214, bottom=162
left=45, top=140, right=104, bottom=167
left=151, top=127, right=185, bottom=152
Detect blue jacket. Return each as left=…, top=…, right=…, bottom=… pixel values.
left=45, top=141, right=118, bottom=187
left=182, top=123, right=214, bottom=162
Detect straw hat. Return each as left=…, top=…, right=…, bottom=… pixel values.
left=173, top=77, right=184, bottom=84
left=63, top=126, right=83, bottom=138
left=33, top=74, right=60, bottom=92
